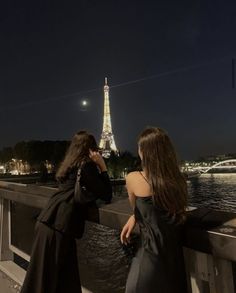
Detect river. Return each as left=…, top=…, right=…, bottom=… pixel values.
left=188, top=173, right=236, bottom=212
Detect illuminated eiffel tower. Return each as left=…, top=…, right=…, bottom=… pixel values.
left=99, top=77, right=118, bottom=158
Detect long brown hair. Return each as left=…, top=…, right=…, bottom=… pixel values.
left=138, top=127, right=187, bottom=220
left=56, top=131, right=98, bottom=180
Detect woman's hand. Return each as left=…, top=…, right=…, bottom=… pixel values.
left=120, top=215, right=136, bottom=245
left=89, top=150, right=107, bottom=172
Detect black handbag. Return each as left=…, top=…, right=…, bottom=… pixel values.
left=38, top=196, right=86, bottom=239
left=38, top=166, right=99, bottom=237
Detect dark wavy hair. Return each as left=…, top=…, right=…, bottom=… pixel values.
left=56, top=131, right=98, bottom=180
left=138, top=127, right=187, bottom=221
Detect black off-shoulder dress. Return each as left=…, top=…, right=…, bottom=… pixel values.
left=125, top=196, right=187, bottom=293
left=21, top=161, right=112, bottom=293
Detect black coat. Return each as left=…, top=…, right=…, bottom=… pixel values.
left=37, top=161, right=112, bottom=238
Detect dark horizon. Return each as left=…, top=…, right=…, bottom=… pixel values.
left=1, top=0, right=236, bottom=160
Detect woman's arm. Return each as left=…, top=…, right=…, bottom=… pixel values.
left=120, top=214, right=136, bottom=244
left=120, top=172, right=136, bottom=244
left=125, top=172, right=136, bottom=210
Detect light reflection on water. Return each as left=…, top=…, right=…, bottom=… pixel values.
left=77, top=222, right=132, bottom=293
left=187, top=173, right=236, bottom=212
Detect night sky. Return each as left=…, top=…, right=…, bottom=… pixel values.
left=1, top=0, right=236, bottom=160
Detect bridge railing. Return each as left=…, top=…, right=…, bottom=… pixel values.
left=0, top=180, right=236, bottom=293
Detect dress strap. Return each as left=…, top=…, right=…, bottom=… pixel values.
left=139, top=171, right=150, bottom=185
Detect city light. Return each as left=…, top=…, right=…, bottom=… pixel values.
left=0, top=165, right=5, bottom=174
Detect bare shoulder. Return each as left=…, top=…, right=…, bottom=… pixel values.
left=126, top=171, right=140, bottom=180
left=126, top=171, right=150, bottom=197
left=125, top=171, right=140, bottom=185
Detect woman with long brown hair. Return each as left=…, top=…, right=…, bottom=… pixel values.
left=121, top=127, right=188, bottom=293
left=21, top=131, right=112, bottom=293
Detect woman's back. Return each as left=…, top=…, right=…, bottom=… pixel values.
left=125, top=172, right=187, bottom=293
left=135, top=196, right=184, bottom=257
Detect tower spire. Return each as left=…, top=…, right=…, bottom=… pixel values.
left=99, top=78, right=118, bottom=157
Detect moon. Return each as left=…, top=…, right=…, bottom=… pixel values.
left=79, top=99, right=89, bottom=111
left=81, top=100, right=88, bottom=106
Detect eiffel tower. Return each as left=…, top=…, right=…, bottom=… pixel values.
left=99, top=77, right=118, bottom=158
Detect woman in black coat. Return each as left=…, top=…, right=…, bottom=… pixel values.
left=21, top=131, right=112, bottom=293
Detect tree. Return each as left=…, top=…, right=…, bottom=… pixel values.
left=106, top=151, right=139, bottom=178
left=51, top=141, right=69, bottom=170
left=14, top=141, right=28, bottom=161
left=0, top=147, right=13, bottom=163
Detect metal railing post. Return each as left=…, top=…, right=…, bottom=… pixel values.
left=0, top=198, right=13, bottom=261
